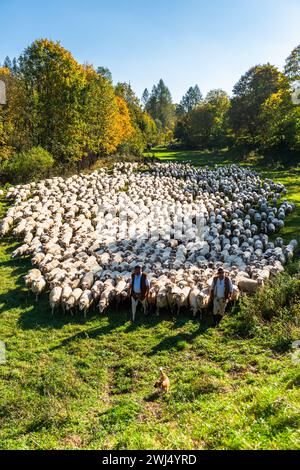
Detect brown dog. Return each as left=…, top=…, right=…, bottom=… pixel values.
left=154, top=367, right=170, bottom=393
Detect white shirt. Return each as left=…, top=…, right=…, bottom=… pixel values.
left=214, top=277, right=233, bottom=299
left=132, top=274, right=150, bottom=294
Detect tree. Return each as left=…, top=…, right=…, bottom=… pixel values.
left=177, top=85, right=202, bottom=115
left=97, top=66, right=112, bottom=82
left=206, top=89, right=227, bottom=105
left=115, top=82, right=141, bottom=109
left=83, top=68, right=131, bottom=156
left=18, top=39, right=88, bottom=163
left=0, top=66, right=30, bottom=160
left=229, top=64, right=288, bottom=146
left=3, top=56, right=12, bottom=70
left=175, top=89, right=230, bottom=149
left=284, top=45, right=300, bottom=81
left=145, top=79, right=175, bottom=130
left=257, top=89, right=291, bottom=149
left=141, top=88, right=149, bottom=109
left=205, top=89, right=230, bottom=148
left=16, top=39, right=133, bottom=164
left=12, top=58, right=19, bottom=75
left=116, top=82, right=157, bottom=153
left=2, top=56, right=18, bottom=76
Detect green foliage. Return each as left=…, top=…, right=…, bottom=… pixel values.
left=141, top=88, right=149, bottom=109
left=83, top=70, right=130, bottom=157
left=175, top=89, right=230, bottom=149
left=176, top=85, right=202, bottom=116
left=284, top=44, right=300, bottom=81
left=229, top=64, right=288, bottom=147
left=145, top=79, right=175, bottom=131
left=0, top=156, right=300, bottom=450
left=115, top=82, right=158, bottom=154
left=223, top=272, right=300, bottom=347
left=96, top=66, right=112, bottom=82
left=18, top=39, right=88, bottom=163
left=173, top=50, right=300, bottom=159
left=0, top=40, right=155, bottom=174
left=0, top=146, right=54, bottom=183
left=0, top=67, right=30, bottom=160
left=3, top=40, right=300, bottom=172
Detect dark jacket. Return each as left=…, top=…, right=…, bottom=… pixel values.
left=210, top=276, right=231, bottom=301
left=130, top=273, right=149, bottom=301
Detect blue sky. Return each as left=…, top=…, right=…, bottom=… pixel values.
left=1, top=0, right=300, bottom=102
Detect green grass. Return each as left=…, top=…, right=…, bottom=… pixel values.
left=147, top=147, right=238, bottom=166
left=0, top=150, right=300, bottom=450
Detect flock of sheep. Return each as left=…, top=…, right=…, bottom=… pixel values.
left=0, top=161, right=297, bottom=318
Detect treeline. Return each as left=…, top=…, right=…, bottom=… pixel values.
left=0, top=39, right=161, bottom=182
left=172, top=45, right=300, bottom=157
left=2, top=40, right=300, bottom=184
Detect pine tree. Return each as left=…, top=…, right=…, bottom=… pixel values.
left=141, top=88, right=149, bottom=108
left=145, top=79, right=174, bottom=130
left=178, top=85, right=202, bottom=114
left=284, top=45, right=300, bottom=81
left=97, top=66, right=112, bottom=82
left=3, top=56, right=12, bottom=70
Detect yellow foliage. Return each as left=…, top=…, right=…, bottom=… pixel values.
left=114, top=96, right=134, bottom=143
left=0, top=67, right=10, bottom=76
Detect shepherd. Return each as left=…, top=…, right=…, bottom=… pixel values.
left=210, top=267, right=233, bottom=326
left=129, top=265, right=150, bottom=322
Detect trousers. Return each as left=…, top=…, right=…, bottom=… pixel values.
left=131, top=295, right=147, bottom=322
left=213, top=297, right=228, bottom=317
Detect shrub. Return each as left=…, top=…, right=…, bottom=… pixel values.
left=0, top=146, right=54, bottom=184
left=223, top=271, right=300, bottom=340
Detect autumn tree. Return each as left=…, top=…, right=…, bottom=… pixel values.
left=18, top=39, right=87, bottom=163
left=0, top=66, right=30, bottom=161
left=16, top=40, right=133, bottom=163
left=116, top=82, right=157, bottom=153
left=83, top=68, right=133, bottom=156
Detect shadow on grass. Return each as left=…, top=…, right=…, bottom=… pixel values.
left=147, top=319, right=211, bottom=357
left=145, top=391, right=161, bottom=402
left=17, top=300, right=178, bottom=333
left=48, top=319, right=126, bottom=351
left=0, top=246, right=35, bottom=315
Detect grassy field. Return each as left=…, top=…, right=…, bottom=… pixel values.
left=0, top=149, right=300, bottom=450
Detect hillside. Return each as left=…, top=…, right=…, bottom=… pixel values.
left=0, top=150, right=300, bottom=450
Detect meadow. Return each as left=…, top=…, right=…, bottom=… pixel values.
left=0, top=149, right=299, bottom=450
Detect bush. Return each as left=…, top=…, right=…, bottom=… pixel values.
left=0, top=146, right=54, bottom=184
left=223, top=271, right=300, bottom=340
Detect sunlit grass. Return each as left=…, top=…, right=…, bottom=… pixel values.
left=0, top=152, right=300, bottom=450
